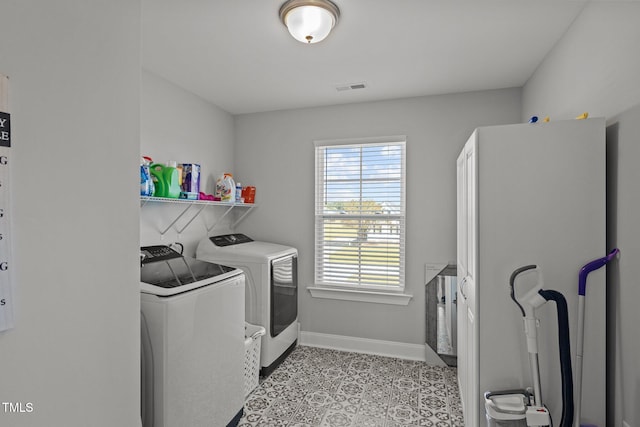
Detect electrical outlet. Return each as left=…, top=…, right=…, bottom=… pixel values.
left=622, top=421, right=631, bottom=427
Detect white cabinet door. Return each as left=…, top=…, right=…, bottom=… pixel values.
left=465, top=137, right=479, bottom=426
left=457, top=134, right=479, bottom=426
left=464, top=139, right=477, bottom=307
left=456, top=147, right=468, bottom=415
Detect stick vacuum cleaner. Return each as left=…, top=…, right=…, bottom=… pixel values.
left=510, top=266, right=574, bottom=427
left=573, top=249, right=619, bottom=427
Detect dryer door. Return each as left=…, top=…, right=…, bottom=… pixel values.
left=270, top=254, right=298, bottom=337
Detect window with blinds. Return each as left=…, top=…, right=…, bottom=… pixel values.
left=314, top=136, right=406, bottom=291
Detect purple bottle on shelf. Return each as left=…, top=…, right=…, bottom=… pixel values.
left=180, top=163, right=200, bottom=200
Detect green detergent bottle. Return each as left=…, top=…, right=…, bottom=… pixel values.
left=150, top=163, right=181, bottom=198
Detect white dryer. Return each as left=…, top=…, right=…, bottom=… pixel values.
left=197, top=234, right=298, bottom=376
left=139, top=245, right=245, bottom=427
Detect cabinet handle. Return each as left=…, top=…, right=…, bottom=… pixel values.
left=459, top=277, right=468, bottom=301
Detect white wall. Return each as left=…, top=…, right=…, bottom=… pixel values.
left=523, top=2, right=640, bottom=122
left=522, top=3, right=640, bottom=426
left=140, top=70, right=237, bottom=255
left=234, top=88, right=521, bottom=345
left=0, top=2, right=140, bottom=427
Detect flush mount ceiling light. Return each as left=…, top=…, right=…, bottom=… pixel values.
left=279, top=0, right=340, bottom=44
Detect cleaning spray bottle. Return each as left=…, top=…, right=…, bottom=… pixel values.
left=140, top=156, right=155, bottom=197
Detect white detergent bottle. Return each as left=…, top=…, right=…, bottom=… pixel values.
left=214, top=174, right=225, bottom=200
left=220, top=173, right=235, bottom=202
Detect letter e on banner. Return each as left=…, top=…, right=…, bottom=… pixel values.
left=0, top=112, right=10, bottom=148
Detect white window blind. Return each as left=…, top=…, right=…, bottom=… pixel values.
left=314, top=136, right=406, bottom=290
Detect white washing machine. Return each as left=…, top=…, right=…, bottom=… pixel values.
left=197, top=234, right=298, bottom=376
left=139, top=245, right=245, bottom=427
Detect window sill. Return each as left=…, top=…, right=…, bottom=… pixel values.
left=307, top=286, right=413, bottom=305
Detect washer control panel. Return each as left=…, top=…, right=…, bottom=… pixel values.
left=209, top=233, right=254, bottom=247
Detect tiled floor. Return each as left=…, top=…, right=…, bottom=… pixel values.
left=239, top=346, right=464, bottom=427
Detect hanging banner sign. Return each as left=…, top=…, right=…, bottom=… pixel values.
left=0, top=111, right=10, bottom=147
left=0, top=73, right=14, bottom=332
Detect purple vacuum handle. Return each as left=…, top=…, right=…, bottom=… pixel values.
left=578, top=248, right=620, bottom=295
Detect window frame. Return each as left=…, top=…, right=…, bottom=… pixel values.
left=310, top=136, right=410, bottom=304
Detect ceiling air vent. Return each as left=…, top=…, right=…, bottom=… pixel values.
left=335, top=82, right=367, bottom=92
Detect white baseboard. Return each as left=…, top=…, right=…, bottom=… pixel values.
left=299, top=331, right=446, bottom=366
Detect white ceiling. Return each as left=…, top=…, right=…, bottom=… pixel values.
left=142, top=0, right=588, bottom=115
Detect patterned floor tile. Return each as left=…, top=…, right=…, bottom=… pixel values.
left=240, top=345, right=463, bottom=427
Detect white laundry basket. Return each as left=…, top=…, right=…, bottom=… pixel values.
left=244, top=322, right=266, bottom=397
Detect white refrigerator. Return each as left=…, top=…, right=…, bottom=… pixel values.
left=456, top=118, right=606, bottom=427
